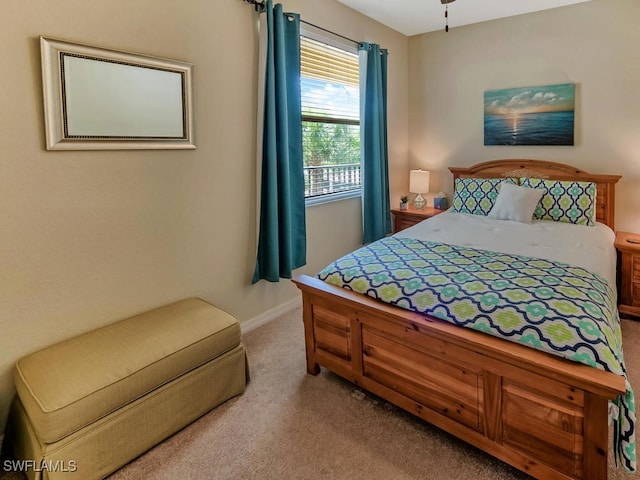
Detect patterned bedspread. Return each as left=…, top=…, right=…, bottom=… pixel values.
left=318, top=236, right=636, bottom=471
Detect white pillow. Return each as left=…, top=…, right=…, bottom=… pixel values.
left=488, top=182, right=543, bottom=223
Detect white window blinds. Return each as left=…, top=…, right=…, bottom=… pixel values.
left=300, top=36, right=359, bottom=123
left=300, top=35, right=361, bottom=199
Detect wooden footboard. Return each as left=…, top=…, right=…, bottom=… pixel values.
left=293, top=274, right=626, bottom=480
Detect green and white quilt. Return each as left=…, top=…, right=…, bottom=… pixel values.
left=318, top=236, right=636, bottom=471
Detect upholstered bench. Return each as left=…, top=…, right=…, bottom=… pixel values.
left=4, top=298, right=248, bottom=480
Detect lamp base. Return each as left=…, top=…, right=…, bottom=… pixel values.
left=413, top=193, right=427, bottom=210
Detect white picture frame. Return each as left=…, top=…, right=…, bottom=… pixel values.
left=40, top=36, right=196, bottom=150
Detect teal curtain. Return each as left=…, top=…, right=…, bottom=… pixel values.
left=252, top=1, right=306, bottom=283
left=359, top=43, right=391, bottom=244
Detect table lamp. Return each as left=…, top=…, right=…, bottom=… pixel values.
left=409, top=170, right=430, bottom=210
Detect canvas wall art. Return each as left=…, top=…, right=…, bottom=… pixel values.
left=484, top=83, right=575, bottom=146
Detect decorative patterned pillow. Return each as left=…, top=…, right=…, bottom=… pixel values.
left=451, top=177, right=515, bottom=216
left=520, top=177, right=596, bottom=226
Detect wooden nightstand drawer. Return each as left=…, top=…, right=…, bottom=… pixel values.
left=633, top=257, right=640, bottom=280
left=633, top=282, right=640, bottom=307
left=615, top=231, right=640, bottom=319
left=397, top=217, right=420, bottom=231
left=391, top=205, right=446, bottom=233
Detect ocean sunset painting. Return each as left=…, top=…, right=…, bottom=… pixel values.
left=484, top=83, right=575, bottom=146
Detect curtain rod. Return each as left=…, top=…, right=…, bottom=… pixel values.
left=243, top=0, right=360, bottom=46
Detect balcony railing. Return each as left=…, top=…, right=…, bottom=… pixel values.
left=304, top=163, right=361, bottom=198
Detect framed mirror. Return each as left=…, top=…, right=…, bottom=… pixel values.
left=40, top=36, right=195, bottom=150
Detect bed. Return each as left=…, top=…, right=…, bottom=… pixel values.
left=292, top=159, right=634, bottom=480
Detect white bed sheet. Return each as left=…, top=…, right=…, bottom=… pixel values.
left=394, top=210, right=617, bottom=289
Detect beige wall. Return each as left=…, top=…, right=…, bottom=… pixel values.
left=0, top=0, right=408, bottom=437
left=409, top=0, right=640, bottom=231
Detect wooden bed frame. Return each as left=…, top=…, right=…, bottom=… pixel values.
left=293, top=160, right=624, bottom=480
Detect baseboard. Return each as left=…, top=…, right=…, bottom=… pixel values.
left=241, top=297, right=301, bottom=333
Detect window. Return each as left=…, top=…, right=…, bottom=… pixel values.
left=300, top=35, right=360, bottom=202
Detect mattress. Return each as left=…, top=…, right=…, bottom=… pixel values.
left=394, top=210, right=617, bottom=289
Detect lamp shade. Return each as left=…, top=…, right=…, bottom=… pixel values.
left=409, top=170, right=430, bottom=194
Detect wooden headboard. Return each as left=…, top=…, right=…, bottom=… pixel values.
left=448, top=159, right=621, bottom=230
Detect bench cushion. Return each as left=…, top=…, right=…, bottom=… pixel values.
left=14, top=298, right=241, bottom=444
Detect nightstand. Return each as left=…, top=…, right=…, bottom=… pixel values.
left=615, top=231, right=640, bottom=319
left=391, top=205, right=445, bottom=233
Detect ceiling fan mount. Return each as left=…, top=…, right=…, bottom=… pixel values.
left=440, top=0, right=456, bottom=31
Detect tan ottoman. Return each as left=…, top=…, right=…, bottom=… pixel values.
left=4, top=298, right=249, bottom=480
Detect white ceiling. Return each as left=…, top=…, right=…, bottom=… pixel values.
left=335, top=0, right=592, bottom=36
